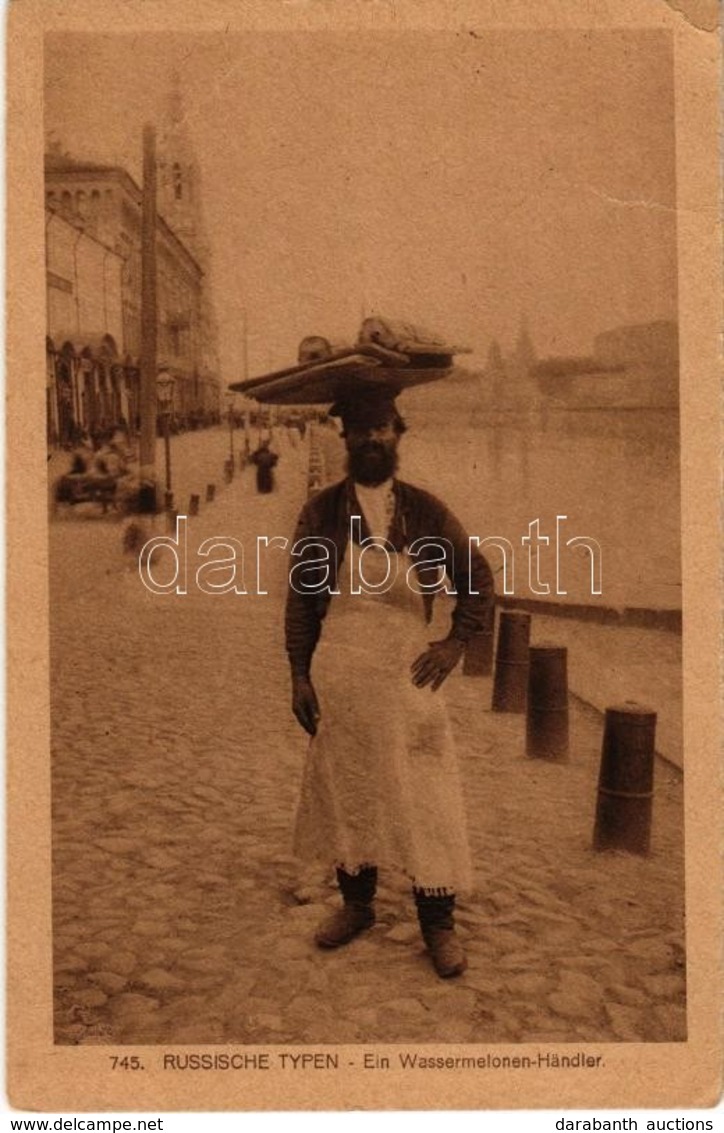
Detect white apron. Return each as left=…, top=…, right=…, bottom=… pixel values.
left=293, top=540, right=473, bottom=895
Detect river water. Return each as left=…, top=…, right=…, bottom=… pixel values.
left=320, top=404, right=681, bottom=613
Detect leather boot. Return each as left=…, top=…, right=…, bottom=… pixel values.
left=414, top=889, right=467, bottom=978
left=315, top=867, right=377, bottom=949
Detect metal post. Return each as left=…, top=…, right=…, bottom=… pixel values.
left=163, top=411, right=172, bottom=492
left=526, top=644, right=569, bottom=761
left=492, top=610, right=531, bottom=713
left=593, top=704, right=657, bottom=856
left=462, top=605, right=496, bottom=677
left=242, top=308, right=249, bottom=382
left=138, top=124, right=158, bottom=512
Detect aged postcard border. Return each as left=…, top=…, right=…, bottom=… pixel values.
left=6, top=0, right=722, bottom=1112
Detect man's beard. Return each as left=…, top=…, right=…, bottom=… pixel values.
left=347, top=441, right=399, bottom=486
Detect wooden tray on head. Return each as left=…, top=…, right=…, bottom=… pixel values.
left=228, top=346, right=456, bottom=405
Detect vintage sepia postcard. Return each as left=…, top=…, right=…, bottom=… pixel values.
left=6, top=0, right=722, bottom=1115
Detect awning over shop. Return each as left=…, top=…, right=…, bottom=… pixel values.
left=50, top=332, right=120, bottom=360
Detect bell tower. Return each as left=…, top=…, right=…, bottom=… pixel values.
left=156, top=74, right=220, bottom=414
left=157, top=74, right=205, bottom=262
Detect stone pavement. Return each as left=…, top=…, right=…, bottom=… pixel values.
left=49, top=432, right=686, bottom=1047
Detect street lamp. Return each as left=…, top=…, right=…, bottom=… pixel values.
left=157, top=369, right=175, bottom=507
left=224, top=391, right=236, bottom=481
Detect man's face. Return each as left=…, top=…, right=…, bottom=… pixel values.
left=345, top=419, right=400, bottom=486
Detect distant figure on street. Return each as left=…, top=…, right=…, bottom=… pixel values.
left=94, top=435, right=128, bottom=479
left=285, top=388, right=495, bottom=978
left=91, top=433, right=140, bottom=511
left=250, top=438, right=279, bottom=494
left=69, top=432, right=93, bottom=475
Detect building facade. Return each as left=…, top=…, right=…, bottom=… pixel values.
left=45, top=100, right=221, bottom=445
left=45, top=203, right=129, bottom=445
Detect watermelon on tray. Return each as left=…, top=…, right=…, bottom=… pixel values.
left=228, top=318, right=468, bottom=405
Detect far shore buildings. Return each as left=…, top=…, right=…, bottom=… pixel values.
left=480, top=318, right=679, bottom=417
left=45, top=85, right=220, bottom=446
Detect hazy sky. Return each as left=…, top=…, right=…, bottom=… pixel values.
left=44, top=30, right=678, bottom=380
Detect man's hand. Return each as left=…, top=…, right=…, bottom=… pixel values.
left=411, top=638, right=465, bottom=692
left=292, top=675, right=321, bottom=736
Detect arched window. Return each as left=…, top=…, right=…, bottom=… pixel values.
left=61, top=190, right=72, bottom=212
left=173, top=163, right=183, bottom=201
left=76, top=190, right=87, bottom=219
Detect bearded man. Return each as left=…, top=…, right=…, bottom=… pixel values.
left=285, top=390, right=494, bottom=978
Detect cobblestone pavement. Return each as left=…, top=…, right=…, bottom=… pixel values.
left=50, top=431, right=686, bottom=1046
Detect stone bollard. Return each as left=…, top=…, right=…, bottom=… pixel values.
left=188, top=494, right=200, bottom=517
left=206, top=483, right=216, bottom=504
left=526, top=644, right=569, bottom=762
left=593, top=703, right=657, bottom=856
left=166, top=508, right=178, bottom=533
left=163, top=490, right=174, bottom=512
left=492, top=610, right=531, bottom=713
left=462, top=605, right=496, bottom=677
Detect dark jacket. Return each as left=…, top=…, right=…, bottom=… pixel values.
left=285, top=477, right=495, bottom=676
